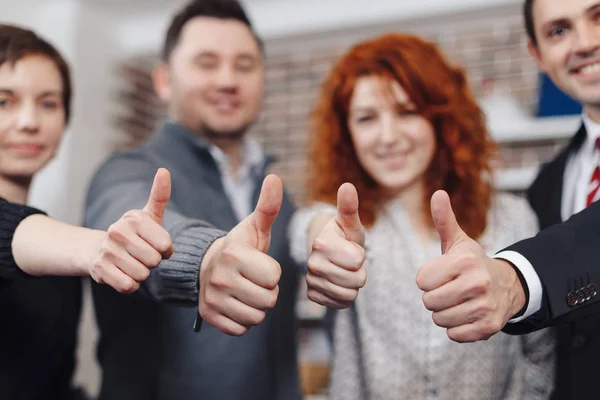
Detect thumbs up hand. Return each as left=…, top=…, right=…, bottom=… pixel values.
left=305, top=183, right=366, bottom=309
left=90, top=168, right=174, bottom=293
left=198, top=174, right=284, bottom=336
left=416, top=190, right=526, bottom=343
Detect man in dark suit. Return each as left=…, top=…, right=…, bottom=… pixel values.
left=519, top=0, right=600, bottom=398
left=418, top=1, right=600, bottom=398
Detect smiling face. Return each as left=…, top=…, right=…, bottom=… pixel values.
left=529, top=0, right=600, bottom=116
left=155, top=16, right=263, bottom=140
left=347, top=75, right=436, bottom=196
left=0, top=54, right=66, bottom=180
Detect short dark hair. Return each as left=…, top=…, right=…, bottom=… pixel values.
left=524, top=0, right=537, bottom=47
left=0, top=24, right=72, bottom=124
left=161, top=0, right=264, bottom=61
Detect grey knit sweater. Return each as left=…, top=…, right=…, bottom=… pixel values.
left=84, top=121, right=300, bottom=400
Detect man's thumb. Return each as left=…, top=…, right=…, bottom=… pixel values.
left=335, top=183, right=364, bottom=245
left=431, top=190, right=466, bottom=254
left=143, top=168, right=171, bottom=224
left=248, top=174, right=283, bottom=249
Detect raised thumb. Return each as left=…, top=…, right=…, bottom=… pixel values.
left=335, top=182, right=364, bottom=245
left=431, top=190, right=466, bottom=254
left=143, top=168, right=171, bottom=224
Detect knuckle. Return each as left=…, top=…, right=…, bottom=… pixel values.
left=199, top=307, right=214, bottom=323
left=265, top=263, right=282, bottom=288
left=122, top=210, right=141, bottom=222
left=481, top=318, right=503, bottom=336
left=107, top=226, right=127, bottom=243
left=422, top=292, right=433, bottom=310
left=415, top=273, right=423, bottom=289
left=203, top=293, right=220, bottom=310
left=306, top=289, right=319, bottom=303
left=119, top=280, right=139, bottom=294
left=266, top=290, right=278, bottom=309
left=357, top=269, right=367, bottom=288
left=473, top=274, right=492, bottom=293
left=249, top=310, right=266, bottom=326
left=139, top=268, right=151, bottom=282
left=99, top=240, right=117, bottom=259
left=306, top=258, right=321, bottom=276
left=228, top=325, right=248, bottom=337
left=447, top=330, right=464, bottom=342
left=159, top=236, right=173, bottom=253
left=479, top=299, right=497, bottom=315
left=460, top=253, right=480, bottom=269
left=346, top=247, right=365, bottom=272
left=219, top=244, right=240, bottom=266
left=210, top=272, right=231, bottom=290
left=357, top=246, right=366, bottom=266
left=345, top=289, right=359, bottom=303
left=90, top=262, right=105, bottom=276
left=147, top=251, right=162, bottom=268
left=333, top=300, right=349, bottom=309
left=348, top=258, right=362, bottom=272
left=305, top=273, right=320, bottom=290
left=431, top=312, right=443, bottom=327
left=415, top=269, right=427, bottom=290
left=311, top=236, right=328, bottom=253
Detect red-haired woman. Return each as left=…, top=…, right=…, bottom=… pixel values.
left=290, top=33, right=555, bottom=400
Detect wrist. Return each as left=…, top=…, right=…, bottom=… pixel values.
left=78, top=229, right=106, bottom=276
left=200, top=236, right=224, bottom=274
left=497, top=259, right=527, bottom=318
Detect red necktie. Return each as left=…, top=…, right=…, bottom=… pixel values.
left=586, top=138, right=600, bottom=207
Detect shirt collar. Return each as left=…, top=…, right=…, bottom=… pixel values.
left=161, top=119, right=273, bottom=176
left=581, top=111, right=600, bottom=156
left=208, top=137, right=265, bottom=174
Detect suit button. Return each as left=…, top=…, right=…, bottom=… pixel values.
left=576, top=289, right=586, bottom=304
left=567, top=291, right=579, bottom=307
left=588, top=283, right=597, bottom=297
left=572, top=334, right=587, bottom=349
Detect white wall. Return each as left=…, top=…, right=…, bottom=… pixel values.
left=245, top=0, right=522, bottom=38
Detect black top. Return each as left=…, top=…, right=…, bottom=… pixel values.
left=0, top=197, right=82, bottom=400
left=0, top=198, right=45, bottom=280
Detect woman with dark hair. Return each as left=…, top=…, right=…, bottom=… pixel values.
left=0, top=24, right=173, bottom=399
left=290, top=33, right=555, bottom=399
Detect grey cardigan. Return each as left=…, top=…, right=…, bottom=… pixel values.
left=85, top=121, right=301, bottom=400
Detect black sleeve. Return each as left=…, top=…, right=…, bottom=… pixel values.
left=0, top=199, right=46, bottom=280
left=502, top=199, right=600, bottom=333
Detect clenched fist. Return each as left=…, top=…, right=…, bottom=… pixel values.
left=306, top=183, right=366, bottom=309
left=198, top=174, right=284, bottom=336
left=90, top=168, right=174, bottom=293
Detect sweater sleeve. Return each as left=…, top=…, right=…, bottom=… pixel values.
left=0, top=199, right=46, bottom=280
left=85, top=153, right=226, bottom=305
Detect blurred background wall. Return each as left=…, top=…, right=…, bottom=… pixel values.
left=2, top=0, right=581, bottom=397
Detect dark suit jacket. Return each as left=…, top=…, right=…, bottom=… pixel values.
left=504, top=124, right=600, bottom=399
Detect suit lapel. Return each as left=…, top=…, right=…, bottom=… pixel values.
left=535, top=124, right=587, bottom=227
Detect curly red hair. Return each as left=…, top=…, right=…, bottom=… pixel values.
left=307, top=33, right=496, bottom=239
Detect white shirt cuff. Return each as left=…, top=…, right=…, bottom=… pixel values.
left=493, top=250, right=543, bottom=323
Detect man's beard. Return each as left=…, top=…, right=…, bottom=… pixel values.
left=200, top=122, right=250, bottom=141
